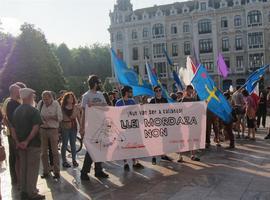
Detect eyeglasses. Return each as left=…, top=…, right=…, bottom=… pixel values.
left=128, top=90, right=133, bottom=93
left=155, top=89, right=162, bottom=93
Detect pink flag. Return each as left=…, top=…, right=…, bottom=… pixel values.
left=217, top=53, right=229, bottom=78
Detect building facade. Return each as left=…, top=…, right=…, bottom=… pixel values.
left=109, top=0, right=270, bottom=91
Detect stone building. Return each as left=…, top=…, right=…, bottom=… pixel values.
left=109, top=0, right=270, bottom=91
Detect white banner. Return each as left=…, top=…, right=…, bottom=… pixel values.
left=84, top=102, right=207, bottom=162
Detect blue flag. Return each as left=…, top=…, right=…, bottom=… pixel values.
left=243, top=64, right=270, bottom=94
left=111, top=49, right=154, bottom=97
left=191, top=65, right=232, bottom=123
left=163, top=48, right=184, bottom=91
left=145, top=61, right=175, bottom=103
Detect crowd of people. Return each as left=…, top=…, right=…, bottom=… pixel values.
left=0, top=74, right=269, bottom=200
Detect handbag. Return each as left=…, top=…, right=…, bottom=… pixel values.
left=0, top=146, right=6, bottom=162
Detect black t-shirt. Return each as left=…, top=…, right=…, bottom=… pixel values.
left=12, top=104, right=42, bottom=147
left=181, top=97, right=197, bottom=103
left=6, top=99, right=21, bottom=127
left=149, top=97, right=168, bottom=104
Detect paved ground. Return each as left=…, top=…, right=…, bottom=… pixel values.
left=1, top=123, right=270, bottom=200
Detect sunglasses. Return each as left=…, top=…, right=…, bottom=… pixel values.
left=155, top=89, right=162, bottom=93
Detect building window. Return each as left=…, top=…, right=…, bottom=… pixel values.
left=202, top=61, right=214, bottom=72
left=199, top=39, right=213, bottom=53
left=172, top=43, right=178, bottom=57
left=236, top=56, right=244, bottom=71
left=132, top=47, right=139, bottom=60
left=184, top=42, right=191, bottom=55
left=133, top=65, right=139, bottom=74
left=143, top=28, right=149, bottom=38
left=249, top=53, right=264, bottom=70
left=111, top=33, right=114, bottom=42
left=116, top=31, right=123, bottom=41
left=222, top=37, right=229, bottom=51
left=143, top=46, right=149, bottom=59
left=221, top=17, right=228, bottom=28
left=247, top=10, right=262, bottom=27
left=183, top=22, right=190, bottom=33
left=152, top=23, right=164, bottom=38
left=200, top=2, right=207, bottom=11
left=235, top=37, right=243, bottom=50
left=171, top=23, right=177, bottom=34
left=154, top=62, right=167, bottom=78
left=248, top=32, right=263, bottom=49
left=198, top=19, right=212, bottom=34
left=234, top=15, right=241, bottom=27
left=131, top=30, right=138, bottom=40
left=153, top=43, right=165, bottom=58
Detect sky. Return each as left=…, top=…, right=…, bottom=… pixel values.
left=0, top=0, right=182, bottom=48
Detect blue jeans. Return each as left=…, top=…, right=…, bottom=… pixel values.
left=61, top=128, right=77, bottom=162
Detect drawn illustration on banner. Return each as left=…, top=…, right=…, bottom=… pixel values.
left=90, top=118, right=126, bottom=150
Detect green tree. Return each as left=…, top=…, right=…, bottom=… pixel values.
left=0, top=32, right=15, bottom=70
left=0, top=23, right=66, bottom=98
left=54, top=43, right=74, bottom=75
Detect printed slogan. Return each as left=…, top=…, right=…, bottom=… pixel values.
left=84, top=102, right=207, bottom=162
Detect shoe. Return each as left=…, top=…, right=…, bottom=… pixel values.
left=161, top=155, right=173, bottom=162
left=28, top=194, right=45, bottom=200
left=73, top=161, right=79, bottom=168
left=40, top=173, right=49, bottom=179
left=62, top=161, right=71, bottom=168
left=249, top=138, right=256, bottom=141
left=264, top=134, right=270, bottom=139
left=133, top=163, right=144, bottom=169
left=177, top=156, right=183, bottom=163
left=205, top=143, right=210, bottom=149
left=53, top=173, right=60, bottom=179
left=216, top=143, right=221, bottom=147
left=95, top=171, right=109, bottom=179
left=152, top=157, right=157, bottom=165
left=80, top=173, right=90, bottom=181
left=225, top=145, right=235, bottom=149
left=236, top=135, right=240, bottom=139
left=124, top=164, right=130, bottom=171
left=244, top=136, right=250, bottom=139
left=191, top=156, right=200, bottom=161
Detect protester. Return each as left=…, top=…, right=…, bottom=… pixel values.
left=265, top=86, right=270, bottom=139
left=60, top=92, right=81, bottom=168
left=38, top=91, right=63, bottom=179
left=223, top=91, right=235, bottom=149
left=103, top=92, right=112, bottom=106
left=80, top=75, right=109, bottom=180
left=170, top=93, right=177, bottom=101
left=256, top=91, right=267, bottom=128
left=149, top=86, right=173, bottom=165
left=206, top=110, right=221, bottom=148
left=115, top=86, right=144, bottom=171
left=242, top=89, right=257, bottom=140
left=178, top=85, right=200, bottom=162
left=176, top=91, right=183, bottom=102
left=5, top=84, right=21, bottom=185
left=11, top=88, right=45, bottom=200
left=232, top=86, right=246, bottom=139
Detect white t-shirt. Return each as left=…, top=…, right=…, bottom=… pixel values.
left=81, top=90, right=106, bottom=108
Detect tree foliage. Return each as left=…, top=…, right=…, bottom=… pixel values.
left=0, top=23, right=66, bottom=98
left=0, top=32, right=15, bottom=70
